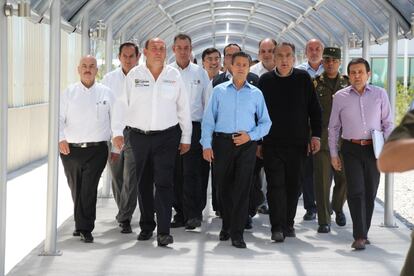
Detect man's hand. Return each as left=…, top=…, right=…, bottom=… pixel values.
left=331, top=156, right=342, bottom=171
left=310, top=137, right=321, bottom=154
left=256, top=145, right=263, bottom=159
left=112, top=136, right=124, bottom=151
left=203, top=148, right=214, bottom=162
left=233, top=131, right=251, bottom=146
left=179, top=143, right=191, bottom=155
left=59, top=140, right=70, bottom=155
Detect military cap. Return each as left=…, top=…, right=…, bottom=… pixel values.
left=323, top=47, right=341, bottom=59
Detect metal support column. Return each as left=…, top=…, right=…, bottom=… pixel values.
left=101, top=22, right=113, bottom=198
left=362, top=25, right=370, bottom=62
left=40, top=0, right=62, bottom=256
left=342, top=32, right=349, bottom=74
left=82, top=13, right=90, bottom=56
left=384, top=14, right=397, bottom=227
left=0, top=0, right=8, bottom=274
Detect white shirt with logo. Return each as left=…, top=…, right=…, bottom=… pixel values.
left=112, top=63, right=192, bottom=144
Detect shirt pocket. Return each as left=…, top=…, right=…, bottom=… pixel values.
left=160, top=83, right=178, bottom=100
left=96, top=100, right=110, bottom=121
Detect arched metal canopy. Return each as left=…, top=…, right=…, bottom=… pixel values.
left=23, top=0, right=414, bottom=59
left=25, top=0, right=414, bottom=56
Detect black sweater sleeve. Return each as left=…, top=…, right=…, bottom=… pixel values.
left=307, top=74, right=322, bottom=138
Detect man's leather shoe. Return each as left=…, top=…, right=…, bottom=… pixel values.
left=219, top=230, right=230, bottom=241
left=317, top=224, right=331, bottom=233
left=73, top=230, right=80, bottom=237
left=351, top=239, right=366, bottom=250
left=185, top=218, right=201, bottom=230
left=157, top=234, right=173, bottom=246
left=365, top=239, right=371, bottom=245
left=137, top=230, right=153, bottom=241
left=245, top=216, right=253, bottom=230
left=285, top=226, right=296, bottom=237
left=335, top=211, right=346, bottom=226
left=257, top=204, right=269, bottom=214
left=120, top=221, right=132, bottom=234
left=303, top=210, right=316, bottom=220
left=170, top=219, right=185, bottom=228
left=231, top=239, right=247, bottom=249
left=80, top=231, right=94, bottom=243
left=271, top=231, right=285, bottom=242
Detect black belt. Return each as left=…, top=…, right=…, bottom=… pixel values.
left=126, top=124, right=178, bottom=135
left=214, top=132, right=240, bottom=139
left=69, top=141, right=107, bottom=148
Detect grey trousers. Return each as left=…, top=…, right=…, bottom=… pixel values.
left=109, top=128, right=138, bottom=223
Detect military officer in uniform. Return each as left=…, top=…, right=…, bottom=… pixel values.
left=313, top=47, right=349, bottom=233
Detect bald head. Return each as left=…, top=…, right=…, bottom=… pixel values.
left=258, top=38, right=277, bottom=70
left=144, top=37, right=167, bottom=70
left=78, top=55, right=98, bottom=88
left=305, top=39, right=324, bottom=65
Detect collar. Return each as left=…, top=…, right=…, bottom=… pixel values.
left=227, top=79, right=251, bottom=90
left=349, top=84, right=371, bottom=95
left=274, top=67, right=293, bottom=77
left=79, top=81, right=96, bottom=91
left=172, top=61, right=191, bottom=71
left=225, top=70, right=232, bottom=79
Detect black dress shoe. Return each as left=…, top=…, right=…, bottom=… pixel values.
left=244, top=216, right=253, bottom=230
left=257, top=204, right=269, bottom=214
left=335, top=211, right=346, bottom=226
left=284, top=226, right=296, bottom=237
left=170, top=219, right=185, bottom=228
left=219, top=230, right=230, bottom=241
left=271, top=231, right=285, bottom=242
left=317, top=224, right=331, bottom=233
left=157, top=234, right=174, bottom=246
left=80, top=231, right=94, bottom=243
left=185, top=218, right=201, bottom=230
left=303, top=210, right=316, bottom=220
left=73, top=230, right=80, bottom=237
left=231, top=239, right=247, bottom=249
left=137, top=230, right=153, bottom=241
left=120, top=221, right=132, bottom=234
left=351, top=239, right=366, bottom=250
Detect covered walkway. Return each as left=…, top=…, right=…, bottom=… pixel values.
left=4, top=162, right=411, bottom=276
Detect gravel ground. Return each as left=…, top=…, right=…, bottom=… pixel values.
left=377, top=170, right=414, bottom=229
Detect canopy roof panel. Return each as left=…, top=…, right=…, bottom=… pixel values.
left=25, top=0, right=414, bottom=58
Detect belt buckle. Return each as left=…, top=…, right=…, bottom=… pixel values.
left=361, top=140, right=368, bottom=146
left=143, top=130, right=151, bottom=135
left=80, top=143, right=87, bottom=148
left=232, top=133, right=240, bottom=139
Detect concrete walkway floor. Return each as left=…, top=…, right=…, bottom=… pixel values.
left=6, top=194, right=411, bottom=276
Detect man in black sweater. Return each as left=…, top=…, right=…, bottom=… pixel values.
left=258, top=42, right=322, bottom=242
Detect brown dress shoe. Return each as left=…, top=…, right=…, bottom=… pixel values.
left=351, top=239, right=366, bottom=250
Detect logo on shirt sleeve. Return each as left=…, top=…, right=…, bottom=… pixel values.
left=135, top=79, right=150, bottom=87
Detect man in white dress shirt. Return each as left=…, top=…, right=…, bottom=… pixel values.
left=59, top=55, right=114, bottom=243
left=101, top=42, right=140, bottom=234
left=112, top=38, right=192, bottom=247
left=169, top=34, right=211, bottom=230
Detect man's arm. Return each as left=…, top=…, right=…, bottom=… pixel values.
left=378, top=139, right=414, bottom=172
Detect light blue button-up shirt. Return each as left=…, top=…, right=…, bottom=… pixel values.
left=200, top=80, right=272, bottom=149
left=296, top=61, right=324, bottom=78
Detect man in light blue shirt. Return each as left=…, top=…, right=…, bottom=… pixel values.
left=296, top=38, right=324, bottom=221
left=201, top=51, right=271, bottom=249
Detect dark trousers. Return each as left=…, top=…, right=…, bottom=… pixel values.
left=263, top=144, right=306, bottom=233
left=113, top=128, right=138, bottom=223
left=302, top=155, right=317, bottom=213
left=213, top=136, right=257, bottom=241
left=250, top=158, right=265, bottom=216
left=60, top=143, right=108, bottom=232
left=129, top=125, right=181, bottom=235
left=173, top=122, right=207, bottom=221
left=341, top=140, right=380, bottom=240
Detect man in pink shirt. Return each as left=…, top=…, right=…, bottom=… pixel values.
left=328, top=58, right=393, bottom=250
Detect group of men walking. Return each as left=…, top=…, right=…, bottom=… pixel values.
left=58, top=34, right=393, bottom=251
